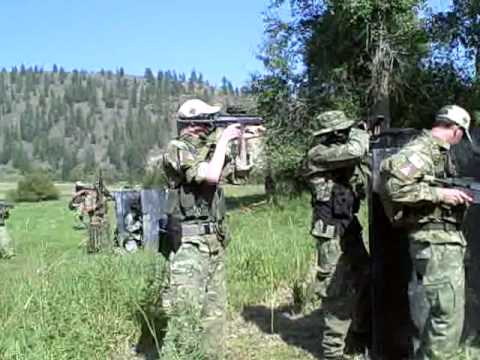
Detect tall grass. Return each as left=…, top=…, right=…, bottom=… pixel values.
left=227, top=194, right=313, bottom=309
left=0, top=199, right=161, bottom=359
left=0, top=186, right=317, bottom=359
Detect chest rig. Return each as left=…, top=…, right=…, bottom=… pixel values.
left=402, top=140, right=464, bottom=228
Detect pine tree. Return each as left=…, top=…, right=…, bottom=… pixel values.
left=144, top=68, right=155, bottom=85
left=12, top=143, right=31, bottom=173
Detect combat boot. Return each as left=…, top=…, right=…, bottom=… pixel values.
left=292, top=279, right=322, bottom=314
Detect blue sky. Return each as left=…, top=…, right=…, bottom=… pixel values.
left=0, top=0, right=451, bottom=87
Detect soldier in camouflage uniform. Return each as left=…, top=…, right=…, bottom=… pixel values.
left=84, top=176, right=112, bottom=253
left=380, top=105, right=473, bottom=359
left=160, top=99, right=242, bottom=357
left=0, top=202, right=14, bottom=259
left=304, top=111, right=370, bottom=359
left=68, top=182, right=91, bottom=230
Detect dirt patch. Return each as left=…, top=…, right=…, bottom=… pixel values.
left=226, top=288, right=321, bottom=360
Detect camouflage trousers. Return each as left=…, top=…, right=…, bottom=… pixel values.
left=161, top=233, right=227, bottom=358
left=87, top=218, right=111, bottom=253
left=74, top=209, right=87, bottom=230
left=316, top=220, right=370, bottom=359
left=408, top=230, right=466, bottom=360
left=0, top=225, right=14, bottom=259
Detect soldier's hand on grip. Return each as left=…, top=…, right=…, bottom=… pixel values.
left=220, top=123, right=242, bottom=142
left=438, top=188, right=473, bottom=205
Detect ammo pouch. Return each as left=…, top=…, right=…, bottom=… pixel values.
left=332, top=183, right=355, bottom=218
left=312, top=182, right=356, bottom=239
left=179, top=185, right=211, bottom=220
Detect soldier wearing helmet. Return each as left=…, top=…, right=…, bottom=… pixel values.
left=380, top=105, right=473, bottom=359
left=303, top=110, right=371, bottom=359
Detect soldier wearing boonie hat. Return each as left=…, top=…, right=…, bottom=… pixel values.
left=312, top=110, right=357, bottom=136
left=303, top=110, right=371, bottom=359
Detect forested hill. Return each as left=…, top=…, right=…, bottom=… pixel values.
left=0, top=65, right=250, bottom=181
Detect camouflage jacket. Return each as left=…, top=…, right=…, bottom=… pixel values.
left=380, top=130, right=466, bottom=239
left=163, top=132, right=216, bottom=188
left=162, top=131, right=228, bottom=224
left=305, top=127, right=370, bottom=202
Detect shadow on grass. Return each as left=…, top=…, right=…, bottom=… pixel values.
left=225, top=193, right=268, bottom=211
left=133, top=273, right=168, bottom=360
left=241, top=304, right=324, bottom=358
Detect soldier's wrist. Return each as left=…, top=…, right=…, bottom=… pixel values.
left=431, top=187, right=443, bottom=203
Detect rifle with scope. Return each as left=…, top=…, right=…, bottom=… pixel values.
left=177, top=105, right=263, bottom=128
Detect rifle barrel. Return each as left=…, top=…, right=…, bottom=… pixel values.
left=177, top=115, right=263, bottom=125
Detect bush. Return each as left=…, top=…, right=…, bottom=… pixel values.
left=8, top=171, right=60, bottom=202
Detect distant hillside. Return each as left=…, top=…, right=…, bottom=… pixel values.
left=0, top=65, right=252, bottom=181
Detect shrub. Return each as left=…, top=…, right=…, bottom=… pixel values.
left=8, top=171, right=60, bottom=202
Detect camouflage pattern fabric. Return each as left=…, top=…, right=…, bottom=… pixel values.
left=69, top=189, right=93, bottom=230
left=380, top=130, right=465, bottom=238
left=380, top=130, right=467, bottom=358
left=161, top=235, right=226, bottom=356
left=74, top=207, right=87, bottom=230
left=163, top=132, right=217, bottom=187
left=312, top=110, right=356, bottom=136
left=318, top=220, right=371, bottom=359
left=305, top=120, right=371, bottom=359
left=0, top=225, right=14, bottom=259
left=87, top=217, right=110, bottom=253
left=409, top=233, right=465, bottom=360
left=83, top=188, right=112, bottom=253
left=161, top=131, right=229, bottom=357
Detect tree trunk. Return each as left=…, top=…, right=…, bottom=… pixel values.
left=371, top=88, right=391, bottom=130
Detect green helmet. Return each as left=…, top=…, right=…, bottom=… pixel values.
left=312, top=111, right=356, bottom=136
left=436, top=105, right=473, bottom=143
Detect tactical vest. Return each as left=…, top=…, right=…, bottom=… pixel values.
left=163, top=134, right=229, bottom=252
left=392, top=142, right=465, bottom=228
left=305, top=135, right=366, bottom=239
left=166, top=184, right=226, bottom=224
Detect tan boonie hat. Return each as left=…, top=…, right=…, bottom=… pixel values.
left=177, top=99, right=221, bottom=119
left=313, top=110, right=356, bottom=136
left=436, top=105, right=473, bottom=144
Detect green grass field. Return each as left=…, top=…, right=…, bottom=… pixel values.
left=2, top=182, right=477, bottom=359
left=0, top=184, right=319, bottom=359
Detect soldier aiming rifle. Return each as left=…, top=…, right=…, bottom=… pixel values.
left=177, top=100, right=266, bottom=184
left=0, top=201, right=15, bottom=259
left=136, top=99, right=260, bottom=358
